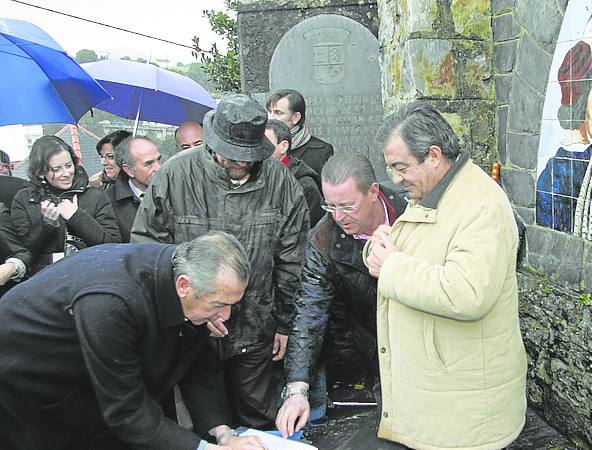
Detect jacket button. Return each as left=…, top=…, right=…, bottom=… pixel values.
left=68, top=309, right=74, bottom=316
left=241, top=348, right=247, bottom=354
left=383, top=411, right=389, bottom=418
left=380, top=347, right=386, bottom=353
left=178, top=331, right=183, bottom=337
left=335, top=243, right=341, bottom=248
left=340, top=233, right=346, bottom=238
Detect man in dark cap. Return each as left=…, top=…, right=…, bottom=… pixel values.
left=132, top=94, right=310, bottom=429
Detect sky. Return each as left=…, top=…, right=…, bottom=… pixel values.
left=1, top=0, right=230, bottom=160
left=1, top=0, right=230, bottom=65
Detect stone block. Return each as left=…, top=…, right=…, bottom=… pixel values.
left=498, top=106, right=508, bottom=164
left=580, top=240, right=592, bottom=292
left=400, top=38, right=456, bottom=98
left=494, top=40, right=518, bottom=73
left=507, top=131, right=539, bottom=169
left=507, top=75, right=544, bottom=134
left=515, top=205, right=535, bottom=225
left=397, top=0, right=439, bottom=36
left=451, top=0, right=491, bottom=39
left=495, top=74, right=513, bottom=103
left=516, top=34, right=552, bottom=94
left=501, top=167, right=536, bottom=208
left=515, top=0, right=561, bottom=52
left=431, top=99, right=496, bottom=169
left=492, top=0, right=515, bottom=13
left=455, top=40, right=494, bottom=99
left=493, top=13, right=521, bottom=42
left=526, top=225, right=584, bottom=287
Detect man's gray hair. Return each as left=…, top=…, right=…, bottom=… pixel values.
left=321, top=152, right=377, bottom=193
left=172, top=231, right=250, bottom=296
left=114, top=136, right=153, bottom=169
left=379, top=101, right=460, bottom=162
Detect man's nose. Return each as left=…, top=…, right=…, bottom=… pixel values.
left=333, top=209, right=347, bottom=221
left=390, top=172, right=404, bottom=185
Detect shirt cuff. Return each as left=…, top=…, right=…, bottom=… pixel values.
left=196, top=439, right=209, bottom=450
left=6, top=258, right=26, bottom=281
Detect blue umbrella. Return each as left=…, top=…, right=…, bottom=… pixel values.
left=0, top=18, right=110, bottom=126
left=82, top=59, right=217, bottom=127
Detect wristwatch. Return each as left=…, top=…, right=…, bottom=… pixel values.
left=216, top=428, right=238, bottom=444
left=281, top=384, right=309, bottom=400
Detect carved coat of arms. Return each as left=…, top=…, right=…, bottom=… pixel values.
left=304, top=27, right=351, bottom=85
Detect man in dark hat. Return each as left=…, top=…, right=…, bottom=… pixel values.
left=131, top=94, right=310, bottom=429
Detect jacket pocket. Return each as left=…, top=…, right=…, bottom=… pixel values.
left=423, top=318, right=447, bottom=372
left=173, top=216, right=217, bottom=241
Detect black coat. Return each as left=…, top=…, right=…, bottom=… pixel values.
left=290, top=135, right=334, bottom=176
left=105, top=174, right=141, bottom=243
left=0, top=243, right=231, bottom=450
left=0, top=175, right=28, bottom=209
left=11, top=169, right=120, bottom=275
left=0, top=202, right=30, bottom=297
left=284, top=185, right=407, bottom=384
left=288, top=157, right=324, bottom=226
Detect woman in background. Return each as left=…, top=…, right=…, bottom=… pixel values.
left=89, top=129, right=131, bottom=190
left=11, top=136, right=120, bottom=276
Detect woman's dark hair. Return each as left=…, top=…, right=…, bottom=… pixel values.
left=28, top=135, right=80, bottom=189
left=96, top=130, right=132, bottom=155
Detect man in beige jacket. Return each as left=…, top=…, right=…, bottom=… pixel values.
left=366, top=101, right=527, bottom=450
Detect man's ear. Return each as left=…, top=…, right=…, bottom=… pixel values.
left=175, top=274, right=191, bottom=299
left=368, top=181, right=380, bottom=200
left=292, top=111, right=302, bottom=127
left=279, top=140, right=290, bottom=155
left=427, top=145, right=444, bottom=163
left=122, top=164, right=134, bottom=178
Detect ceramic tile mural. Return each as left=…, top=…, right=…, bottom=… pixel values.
left=536, top=0, right=592, bottom=238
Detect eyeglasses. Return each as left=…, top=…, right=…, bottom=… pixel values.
left=99, top=154, right=115, bottom=161
left=320, top=202, right=360, bottom=214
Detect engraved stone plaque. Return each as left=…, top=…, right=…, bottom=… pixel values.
left=269, top=14, right=385, bottom=178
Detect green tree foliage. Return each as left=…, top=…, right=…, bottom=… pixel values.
left=75, top=49, right=98, bottom=63
left=192, top=0, right=239, bottom=93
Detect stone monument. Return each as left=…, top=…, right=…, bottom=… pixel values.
left=268, top=14, right=385, bottom=178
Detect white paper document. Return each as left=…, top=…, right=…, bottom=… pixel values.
left=239, top=428, right=318, bottom=450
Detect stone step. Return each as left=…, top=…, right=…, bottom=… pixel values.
left=305, top=408, right=574, bottom=450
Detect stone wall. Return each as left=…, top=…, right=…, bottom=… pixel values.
left=377, top=0, right=496, bottom=170
left=518, top=269, right=592, bottom=448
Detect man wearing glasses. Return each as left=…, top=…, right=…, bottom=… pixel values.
left=275, top=153, right=406, bottom=438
